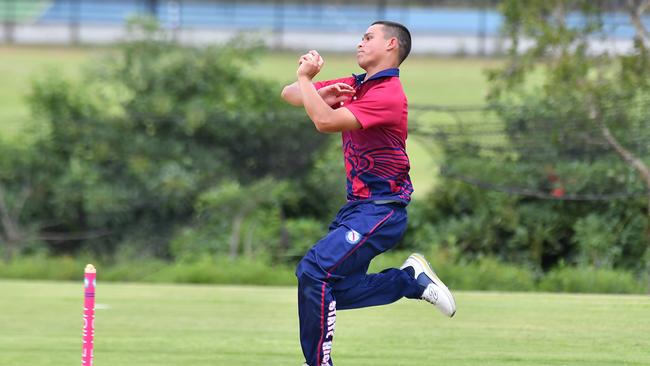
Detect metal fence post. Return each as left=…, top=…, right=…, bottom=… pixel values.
left=178, top=0, right=183, bottom=40
left=401, top=0, right=410, bottom=25
left=274, top=0, right=284, bottom=50
left=146, top=0, right=159, bottom=18
left=377, top=0, right=387, bottom=21
left=167, top=0, right=182, bottom=41
left=478, top=0, right=487, bottom=56
left=3, top=0, right=15, bottom=44
left=70, top=0, right=81, bottom=45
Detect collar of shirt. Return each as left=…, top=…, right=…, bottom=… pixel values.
left=352, top=68, right=400, bottom=87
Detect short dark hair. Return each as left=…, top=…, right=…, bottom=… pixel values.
left=372, top=20, right=412, bottom=64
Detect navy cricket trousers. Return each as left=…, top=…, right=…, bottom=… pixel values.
left=295, top=201, right=424, bottom=366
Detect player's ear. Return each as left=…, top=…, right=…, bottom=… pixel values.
left=386, top=37, right=398, bottom=52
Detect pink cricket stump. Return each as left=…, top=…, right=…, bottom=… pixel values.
left=82, top=264, right=96, bottom=366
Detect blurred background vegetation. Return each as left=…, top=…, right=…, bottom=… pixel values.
left=1, top=1, right=649, bottom=294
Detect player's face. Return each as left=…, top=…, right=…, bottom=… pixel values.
left=356, top=24, right=388, bottom=69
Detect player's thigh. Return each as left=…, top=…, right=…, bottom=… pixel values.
left=332, top=205, right=407, bottom=275
left=296, top=203, right=406, bottom=280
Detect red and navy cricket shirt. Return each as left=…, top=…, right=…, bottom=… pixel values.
left=313, top=68, right=413, bottom=204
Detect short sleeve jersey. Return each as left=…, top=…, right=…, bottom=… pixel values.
left=313, top=68, right=413, bottom=204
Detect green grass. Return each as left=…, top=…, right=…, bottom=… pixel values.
left=0, top=46, right=499, bottom=195
left=2, top=250, right=646, bottom=293
left=249, top=52, right=502, bottom=195
left=248, top=51, right=500, bottom=105
left=0, top=46, right=95, bottom=141
left=0, top=279, right=648, bottom=366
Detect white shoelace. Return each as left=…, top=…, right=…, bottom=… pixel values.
left=421, top=284, right=439, bottom=304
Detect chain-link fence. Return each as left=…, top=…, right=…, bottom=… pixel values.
left=0, top=0, right=504, bottom=54
left=1, top=1, right=645, bottom=53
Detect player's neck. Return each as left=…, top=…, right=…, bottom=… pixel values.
left=363, top=62, right=399, bottom=81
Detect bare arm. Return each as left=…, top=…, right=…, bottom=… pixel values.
left=297, top=75, right=360, bottom=133
left=280, top=50, right=356, bottom=120
left=281, top=51, right=316, bottom=106
left=282, top=50, right=360, bottom=132
left=282, top=80, right=356, bottom=109
left=280, top=81, right=303, bottom=106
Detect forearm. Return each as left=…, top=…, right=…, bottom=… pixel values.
left=297, top=76, right=336, bottom=132
left=281, top=82, right=303, bottom=106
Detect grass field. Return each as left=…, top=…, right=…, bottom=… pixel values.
left=0, top=46, right=91, bottom=139
left=248, top=51, right=501, bottom=106
left=251, top=53, right=502, bottom=194
left=0, top=279, right=648, bottom=366
left=0, top=46, right=499, bottom=195
left=0, top=47, right=498, bottom=136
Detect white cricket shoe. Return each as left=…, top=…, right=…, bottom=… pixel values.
left=400, top=253, right=456, bottom=317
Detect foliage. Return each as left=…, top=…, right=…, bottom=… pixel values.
left=0, top=19, right=330, bottom=260
left=420, top=162, right=649, bottom=273
left=539, top=264, right=646, bottom=294
left=420, top=0, right=650, bottom=278
left=2, top=252, right=646, bottom=294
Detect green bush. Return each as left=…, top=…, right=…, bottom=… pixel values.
left=101, top=259, right=168, bottom=282
left=446, top=0, right=650, bottom=276
left=0, top=255, right=297, bottom=286
left=284, top=218, right=328, bottom=261
left=573, top=214, right=620, bottom=268
left=148, top=256, right=296, bottom=285
left=368, top=250, right=645, bottom=293
left=0, top=255, right=88, bottom=280
left=417, top=167, right=649, bottom=273
left=1, top=254, right=646, bottom=294
left=444, top=257, right=537, bottom=291
left=369, top=250, right=537, bottom=292
left=7, top=19, right=327, bottom=260
left=539, top=266, right=646, bottom=294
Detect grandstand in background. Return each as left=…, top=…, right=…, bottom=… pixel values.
left=0, top=0, right=646, bottom=55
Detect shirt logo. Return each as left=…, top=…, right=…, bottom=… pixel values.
left=345, top=229, right=361, bottom=244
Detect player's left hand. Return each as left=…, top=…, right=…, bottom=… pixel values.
left=297, top=50, right=324, bottom=79
left=318, top=82, right=355, bottom=106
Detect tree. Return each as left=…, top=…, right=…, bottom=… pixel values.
left=489, top=0, right=650, bottom=216
left=419, top=1, right=650, bottom=277
left=484, top=0, right=650, bottom=274
left=8, top=18, right=328, bottom=259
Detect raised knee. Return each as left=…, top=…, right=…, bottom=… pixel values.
left=297, top=253, right=323, bottom=278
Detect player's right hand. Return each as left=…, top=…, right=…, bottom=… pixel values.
left=298, top=50, right=324, bottom=67
left=318, top=82, right=356, bottom=106
left=297, top=50, right=324, bottom=79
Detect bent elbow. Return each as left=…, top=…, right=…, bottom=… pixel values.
left=314, top=123, right=327, bottom=133
left=314, top=118, right=336, bottom=133
left=281, top=86, right=302, bottom=106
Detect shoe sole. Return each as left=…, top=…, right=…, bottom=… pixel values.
left=411, top=253, right=456, bottom=317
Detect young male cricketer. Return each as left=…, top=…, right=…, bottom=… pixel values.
left=281, top=21, right=456, bottom=366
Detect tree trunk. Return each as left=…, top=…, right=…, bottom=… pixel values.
left=229, top=213, right=245, bottom=260
left=587, top=100, right=650, bottom=293
left=586, top=101, right=650, bottom=213
left=597, top=117, right=650, bottom=215
left=1, top=233, right=11, bottom=263
left=244, top=221, right=256, bottom=259
left=0, top=184, right=22, bottom=262
left=627, top=0, right=650, bottom=46
left=277, top=206, right=291, bottom=262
